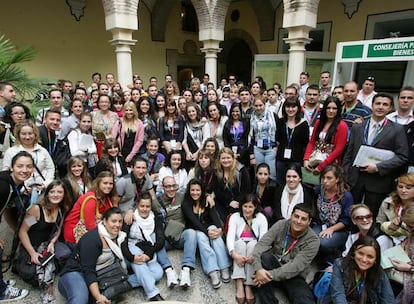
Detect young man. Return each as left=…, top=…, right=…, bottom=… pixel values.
left=332, top=85, right=344, bottom=104
left=252, top=203, right=319, bottom=304
left=0, top=81, right=16, bottom=119
left=343, top=93, right=409, bottom=217
left=299, top=71, right=310, bottom=103
left=357, top=76, right=377, bottom=109
left=38, top=108, right=61, bottom=157
left=386, top=86, right=414, bottom=125
left=266, top=88, right=283, bottom=118
left=239, top=87, right=253, bottom=120
left=319, top=71, right=331, bottom=103
left=301, top=85, right=321, bottom=130
left=36, top=89, right=69, bottom=127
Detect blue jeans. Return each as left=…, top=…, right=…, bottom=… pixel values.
left=58, top=271, right=90, bottom=304
left=190, top=226, right=231, bottom=274
left=312, top=224, right=348, bottom=260
left=156, top=246, right=172, bottom=269
left=127, top=242, right=163, bottom=299
left=254, top=146, right=276, bottom=181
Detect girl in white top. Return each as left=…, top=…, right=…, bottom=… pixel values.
left=226, top=194, right=268, bottom=304
left=156, top=150, right=188, bottom=196
left=67, top=112, right=97, bottom=171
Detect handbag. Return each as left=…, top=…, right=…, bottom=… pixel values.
left=54, top=241, right=72, bottom=261
left=96, top=260, right=131, bottom=300
left=73, top=195, right=99, bottom=243
left=308, top=141, right=334, bottom=168
left=12, top=245, right=37, bottom=286
left=54, top=137, right=72, bottom=170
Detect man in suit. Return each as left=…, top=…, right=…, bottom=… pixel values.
left=343, top=93, right=409, bottom=217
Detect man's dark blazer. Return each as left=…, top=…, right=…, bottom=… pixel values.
left=343, top=118, right=408, bottom=194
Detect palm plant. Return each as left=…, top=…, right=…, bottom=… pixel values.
left=0, top=35, right=45, bottom=100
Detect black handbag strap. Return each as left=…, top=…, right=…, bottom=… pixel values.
left=242, top=216, right=257, bottom=240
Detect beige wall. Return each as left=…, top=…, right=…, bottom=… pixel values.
left=0, top=0, right=412, bottom=89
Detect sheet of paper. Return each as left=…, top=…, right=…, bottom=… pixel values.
left=79, top=134, right=94, bottom=147
left=381, top=245, right=411, bottom=269
left=353, top=145, right=395, bottom=167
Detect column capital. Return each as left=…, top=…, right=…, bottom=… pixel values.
left=200, top=39, right=222, bottom=56
left=283, top=36, right=312, bottom=50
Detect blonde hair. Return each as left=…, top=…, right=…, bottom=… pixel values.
left=215, top=147, right=239, bottom=186
left=350, top=203, right=372, bottom=218
left=14, top=119, right=39, bottom=146
left=122, top=101, right=139, bottom=132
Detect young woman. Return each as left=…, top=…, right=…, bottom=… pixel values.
left=0, top=102, right=32, bottom=150
left=159, top=99, right=185, bottom=155
left=187, top=149, right=217, bottom=198
left=111, top=101, right=144, bottom=164
left=131, top=88, right=141, bottom=104
left=156, top=150, right=187, bottom=196
left=18, top=181, right=70, bottom=303
left=62, top=156, right=92, bottom=207
left=253, top=163, right=277, bottom=220
left=377, top=173, right=414, bottom=243
left=2, top=120, right=55, bottom=219
left=249, top=97, right=277, bottom=181
left=111, top=94, right=125, bottom=118
left=154, top=94, right=166, bottom=119
left=313, top=164, right=353, bottom=261
left=164, top=81, right=180, bottom=104
left=88, top=89, right=99, bottom=110
left=63, top=171, right=116, bottom=245
left=203, top=137, right=220, bottom=161
left=223, top=103, right=250, bottom=166
left=181, top=179, right=231, bottom=289
left=137, top=96, right=158, bottom=154
left=140, top=138, right=165, bottom=186
left=343, top=204, right=393, bottom=257
left=122, top=90, right=132, bottom=103
left=207, top=102, right=228, bottom=149
left=91, top=94, right=119, bottom=140
left=272, top=164, right=314, bottom=226
left=214, top=148, right=251, bottom=223
left=67, top=112, right=97, bottom=177
left=226, top=194, right=268, bottom=304
left=275, top=97, right=309, bottom=186
left=121, top=193, right=167, bottom=301
left=182, top=103, right=210, bottom=170
left=59, top=207, right=128, bottom=304
left=322, top=236, right=394, bottom=304
left=94, top=138, right=128, bottom=181
left=304, top=96, right=348, bottom=174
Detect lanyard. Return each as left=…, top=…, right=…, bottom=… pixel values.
left=282, top=231, right=298, bottom=256
left=354, top=270, right=366, bottom=295
left=203, top=171, right=213, bottom=186
left=285, top=123, right=295, bottom=147
left=395, top=115, right=412, bottom=125
left=47, top=128, right=56, bottom=154
left=11, top=178, right=24, bottom=211
left=342, top=103, right=357, bottom=115
left=363, top=119, right=388, bottom=145
left=211, top=120, right=218, bottom=137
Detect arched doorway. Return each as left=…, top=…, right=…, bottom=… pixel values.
left=219, top=29, right=258, bottom=85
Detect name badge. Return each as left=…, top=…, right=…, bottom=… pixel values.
left=322, top=224, right=327, bottom=231
left=232, top=146, right=238, bottom=154
left=257, top=139, right=263, bottom=148
left=170, top=140, right=177, bottom=149
left=284, top=148, right=292, bottom=159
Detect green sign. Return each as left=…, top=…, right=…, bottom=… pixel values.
left=367, top=41, right=414, bottom=58
left=342, top=45, right=364, bottom=59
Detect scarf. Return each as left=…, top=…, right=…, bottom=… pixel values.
left=281, top=183, right=304, bottom=219
left=98, top=221, right=127, bottom=270
left=130, top=209, right=155, bottom=245
left=0, top=122, right=11, bottom=152
left=251, top=108, right=277, bottom=144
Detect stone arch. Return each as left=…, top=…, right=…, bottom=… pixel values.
left=220, top=29, right=258, bottom=61
left=248, top=0, right=280, bottom=41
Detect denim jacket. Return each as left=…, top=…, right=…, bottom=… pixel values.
left=319, top=258, right=395, bottom=304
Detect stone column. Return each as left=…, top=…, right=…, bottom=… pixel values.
left=200, top=39, right=221, bottom=87
left=110, top=29, right=137, bottom=89
left=284, top=28, right=312, bottom=85
left=102, top=0, right=139, bottom=89
left=282, top=0, right=319, bottom=85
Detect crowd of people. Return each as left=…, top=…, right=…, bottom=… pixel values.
left=0, top=70, right=412, bottom=303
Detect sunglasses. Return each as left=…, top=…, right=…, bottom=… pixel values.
left=353, top=214, right=372, bottom=221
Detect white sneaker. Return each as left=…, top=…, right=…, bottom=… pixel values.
left=209, top=270, right=222, bottom=289
left=0, top=285, right=29, bottom=302
left=221, top=268, right=231, bottom=283
left=4, top=280, right=15, bottom=287
left=165, top=267, right=178, bottom=288
left=179, top=266, right=191, bottom=289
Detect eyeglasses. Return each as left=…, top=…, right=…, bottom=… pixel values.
left=163, top=184, right=178, bottom=190
left=353, top=214, right=372, bottom=221
left=229, top=78, right=236, bottom=81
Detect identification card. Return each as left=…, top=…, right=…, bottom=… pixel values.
left=257, top=139, right=263, bottom=148
left=170, top=140, right=177, bottom=149
left=232, top=146, right=238, bottom=154
left=321, top=224, right=327, bottom=231
left=284, top=148, right=292, bottom=159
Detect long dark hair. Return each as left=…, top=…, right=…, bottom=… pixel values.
left=342, top=236, right=382, bottom=299
left=184, top=178, right=206, bottom=207
left=39, top=180, right=71, bottom=215
left=281, top=97, right=301, bottom=123
left=314, top=96, right=342, bottom=144
left=239, top=193, right=259, bottom=218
